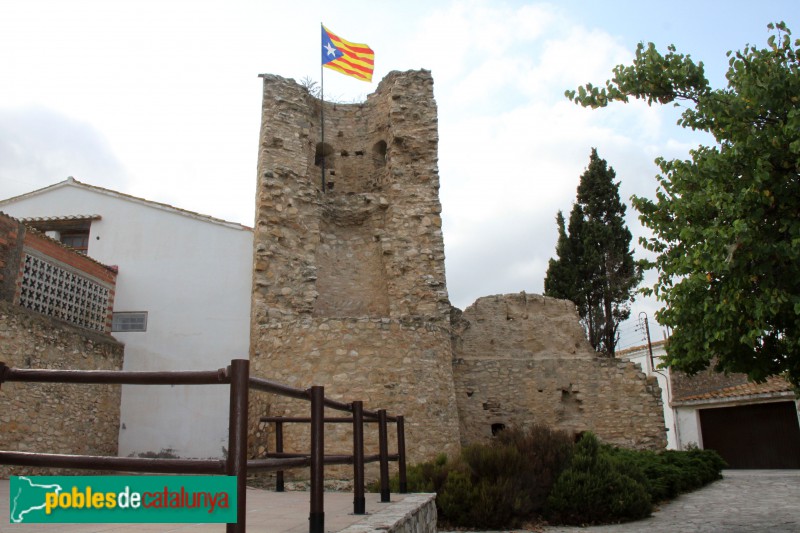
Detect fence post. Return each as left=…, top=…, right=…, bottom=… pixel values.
left=275, top=419, right=285, bottom=492
left=309, top=386, right=325, bottom=533
left=352, top=401, right=366, bottom=514
left=378, top=409, right=390, bottom=503
left=226, top=359, right=249, bottom=533
left=397, top=415, right=407, bottom=494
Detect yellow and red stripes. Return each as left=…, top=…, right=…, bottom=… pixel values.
left=323, top=25, right=374, bottom=82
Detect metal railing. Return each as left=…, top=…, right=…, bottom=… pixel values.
left=0, top=358, right=408, bottom=533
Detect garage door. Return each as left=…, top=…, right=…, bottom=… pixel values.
left=699, top=401, right=800, bottom=469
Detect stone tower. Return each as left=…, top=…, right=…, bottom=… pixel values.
left=249, top=70, right=461, bottom=464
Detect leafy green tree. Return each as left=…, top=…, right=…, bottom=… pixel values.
left=566, top=23, right=800, bottom=386
left=545, top=149, right=642, bottom=356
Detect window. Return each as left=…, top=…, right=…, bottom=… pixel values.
left=22, top=215, right=98, bottom=255
left=112, top=312, right=148, bottom=332
left=60, top=231, right=90, bottom=254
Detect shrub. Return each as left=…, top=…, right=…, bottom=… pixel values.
left=367, top=452, right=451, bottom=495
left=494, top=424, right=575, bottom=512
left=545, top=432, right=652, bottom=525
left=605, top=445, right=726, bottom=502
left=379, top=427, right=725, bottom=529
left=378, top=425, right=574, bottom=529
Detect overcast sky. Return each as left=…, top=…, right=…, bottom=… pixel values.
left=1, top=0, right=797, bottom=349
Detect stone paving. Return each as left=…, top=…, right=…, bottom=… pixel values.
left=442, top=470, right=800, bottom=533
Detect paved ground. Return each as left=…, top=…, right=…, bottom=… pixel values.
left=0, top=481, right=408, bottom=533
left=443, top=470, right=800, bottom=533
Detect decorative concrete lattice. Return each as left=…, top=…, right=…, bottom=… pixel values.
left=17, top=253, right=110, bottom=332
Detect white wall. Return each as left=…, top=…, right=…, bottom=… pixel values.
left=623, top=344, right=678, bottom=449
left=1, top=182, right=253, bottom=458
left=674, top=407, right=702, bottom=449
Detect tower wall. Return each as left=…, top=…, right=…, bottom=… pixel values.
left=250, top=71, right=461, bottom=471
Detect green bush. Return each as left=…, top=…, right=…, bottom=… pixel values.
left=438, top=425, right=574, bottom=529
left=377, top=425, right=574, bottom=529
left=494, top=423, right=575, bottom=511
left=366, top=452, right=451, bottom=494
left=605, top=445, right=726, bottom=502
left=545, top=432, right=652, bottom=526
left=379, top=427, right=726, bottom=529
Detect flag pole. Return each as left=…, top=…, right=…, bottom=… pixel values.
left=320, top=38, right=326, bottom=194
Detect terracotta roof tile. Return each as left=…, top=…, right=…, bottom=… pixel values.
left=675, top=375, right=795, bottom=403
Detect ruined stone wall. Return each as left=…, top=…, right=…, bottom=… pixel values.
left=250, top=71, right=460, bottom=472
left=0, top=301, right=124, bottom=477
left=452, top=293, right=666, bottom=450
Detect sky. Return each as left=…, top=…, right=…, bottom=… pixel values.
left=1, top=0, right=797, bottom=350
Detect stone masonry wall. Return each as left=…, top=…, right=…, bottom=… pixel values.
left=453, top=293, right=666, bottom=450
left=0, top=301, right=124, bottom=477
left=250, top=71, right=460, bottom=474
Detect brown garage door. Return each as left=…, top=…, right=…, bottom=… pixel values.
left=699, top=401, right=800, bottom=469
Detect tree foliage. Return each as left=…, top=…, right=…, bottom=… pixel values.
left=567, top=23, right=800, bottom=386
left=545, top=149, right=642, bottom=356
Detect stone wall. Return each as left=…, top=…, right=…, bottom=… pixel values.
left=250, top=70, right=461, bottom=471
left=339, top=494, right=437, bottom=533
left=452, top=293, right=666, bottom=450
left=0, top=301, right=124, bottom=477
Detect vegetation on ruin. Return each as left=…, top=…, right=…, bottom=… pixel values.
left=567, top=23, right=800, bottom=387
left=544, top=149, right=643, bottom=356
left=382, top=427, right=725, bottom=528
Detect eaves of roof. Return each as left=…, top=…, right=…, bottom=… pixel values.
left=672, top=376, right=797, bottom=407
left=0, top=177, right=253, bottom=232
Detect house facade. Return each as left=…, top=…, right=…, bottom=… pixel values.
left=0, top=178, right=253, bottom=459
left=621, top=340, right=800, bottom=467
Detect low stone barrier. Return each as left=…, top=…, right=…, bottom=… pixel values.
left=340, top=493, right=437, bottom=533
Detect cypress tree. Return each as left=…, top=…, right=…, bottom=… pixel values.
left=544, top=149, right=642, bottom=356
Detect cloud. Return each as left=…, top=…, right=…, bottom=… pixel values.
left=0, top=107, right=131, bottom=198
left=419, top=0, right=702, bottom=336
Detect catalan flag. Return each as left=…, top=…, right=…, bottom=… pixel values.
left=321, top=24, right=374, bottom=82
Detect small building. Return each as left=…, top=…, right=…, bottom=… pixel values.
left=618, top=340, right=677, bottom=449
left=621, top=339, right=800, bottom=467
left=671, top=372, right=800, bottom=469
left=0, top=178, right=253, bottom=459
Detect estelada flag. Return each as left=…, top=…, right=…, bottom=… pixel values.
left=321, top=24, right=374, bottom=82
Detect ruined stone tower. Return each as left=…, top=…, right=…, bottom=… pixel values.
left=249, top=70, right=461, bottom=464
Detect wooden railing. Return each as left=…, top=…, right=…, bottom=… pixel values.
left=0, top=359, right=408, bottom=533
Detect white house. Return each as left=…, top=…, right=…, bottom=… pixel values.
left=0, top=177, right=253, bottom=459
left=618, top=340, right=678, bottom=449
left=621, top=339, right=800, bottom=467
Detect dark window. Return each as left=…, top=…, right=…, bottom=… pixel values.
left=60, top=231, right=90, bottom=254
left=491, top=423, right=506, bottom=436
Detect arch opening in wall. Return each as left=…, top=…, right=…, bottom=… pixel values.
left=491, top=423, right=506, bottom=436
left=372, top=140, right=387, bottom=166
left=315, top=142, right=334, bottom=167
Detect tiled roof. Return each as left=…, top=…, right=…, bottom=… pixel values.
left=616, top=339, right=667, bottom=357
left=0, top=211, right=118, bottom=273
left=20, top=214, right=101, bottom=223
left=674, top=375, right=795, bottom=404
